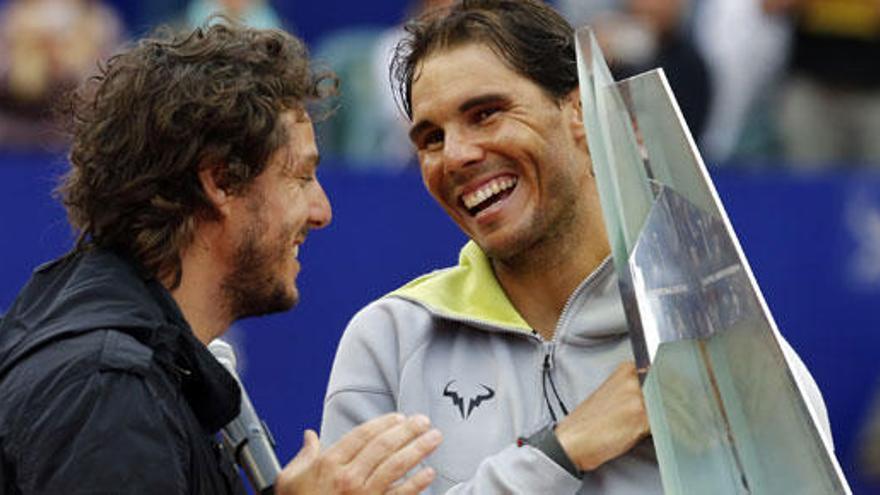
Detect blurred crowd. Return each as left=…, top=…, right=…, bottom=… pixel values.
left=0, top=0, right=284, bottom=150
left=0, top=0, right=122, bottom=148
left=1, top=0, right=879, bottom=170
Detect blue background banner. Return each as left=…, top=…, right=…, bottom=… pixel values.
left=1, top=152, right=878, bottom=492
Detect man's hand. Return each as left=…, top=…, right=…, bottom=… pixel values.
left=275, top=413, right=442, bottom=495
left=554, top=361, right=650, bottom=472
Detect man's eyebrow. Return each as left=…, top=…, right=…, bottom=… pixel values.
left=409, top=93, right=509, bottom=144
left=283, top=150, right=319, bottom=176
left=458, top=93, right=507, bottom=114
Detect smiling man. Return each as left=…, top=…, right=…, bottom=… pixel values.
left=0, top=21, right=441, bottom=495
left=320, top=1, right=831, bottom=493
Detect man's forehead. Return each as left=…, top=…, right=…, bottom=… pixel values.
left=415, top=42, right=510, bottom=82
left=279, top=106, right=312, bottom=127
left=274, top=111, right=319, bottom=169
left=409, top=42, right=546, bottom=127
left=281, top=108, right=315, bottom=137
left=413, top=45, right=511, bottom=101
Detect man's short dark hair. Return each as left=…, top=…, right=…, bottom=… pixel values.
left=58, top=20, right=335, bottom=286
left=391, top=0, right=578, bottom=120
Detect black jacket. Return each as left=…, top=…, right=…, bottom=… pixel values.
left=0, top=249, right=247, bottom=494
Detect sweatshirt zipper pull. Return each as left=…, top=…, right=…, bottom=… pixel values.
left=543, top=342, right=555, bottom=370
left=541, top=342, right=558, bottom=422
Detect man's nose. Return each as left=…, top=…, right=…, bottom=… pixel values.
left=442, top=128, right=485, bottom=174
left=308, top=180, right=332, bottom=229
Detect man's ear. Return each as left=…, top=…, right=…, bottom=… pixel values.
left=565, top=88, right=595, bottom=177
left=566, top=88, right=586, bottom=142
left=198, top=163, right=232, bottom=218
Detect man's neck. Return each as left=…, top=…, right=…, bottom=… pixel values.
left=165, top=239, right=233, bottom=345
left=492, top=215, right=609, bottom=341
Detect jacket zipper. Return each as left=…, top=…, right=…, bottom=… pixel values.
left=539, top=258, right=612, bottom=422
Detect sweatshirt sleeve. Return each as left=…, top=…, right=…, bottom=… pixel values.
left=320, top=302, right=401, bottom=448
left=320, top=299, right=583, bottom=494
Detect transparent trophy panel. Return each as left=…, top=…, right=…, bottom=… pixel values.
left=574, top=28, right=850, bottom=494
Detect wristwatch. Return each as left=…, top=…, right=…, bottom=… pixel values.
left=517, top=424, right=584, bottom=479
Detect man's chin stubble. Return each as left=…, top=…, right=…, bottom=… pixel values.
left=224, top=281, right=298, bottom=322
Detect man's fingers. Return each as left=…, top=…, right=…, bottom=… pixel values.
left=346, top=415, right=435, bottom=483
left=366, top=427, right=442, bottom=491
left=385, top=467, right=437, bottom=495
left=284, top=429, right=320, bottom=468
left=323, top=412, right=406, bottom=463
left=612, top=360, right=639, bottom=381
left=301, top=430, right=321, bottom=458
left=275, top=430, right=323, bottom=494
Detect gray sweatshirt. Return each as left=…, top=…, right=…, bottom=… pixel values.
left=321, top=242, right=831, bottom=494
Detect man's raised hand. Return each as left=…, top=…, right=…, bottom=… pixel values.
left=276, top=413, right=442, bottom=495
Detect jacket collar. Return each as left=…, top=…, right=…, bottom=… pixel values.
left=389, top=241, right=531, bottom=333
left=388, top=241, right=627, bottom=341
left=144, top=274, right=241, bottom=433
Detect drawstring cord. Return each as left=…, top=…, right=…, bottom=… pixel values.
left=542, top=354, right=570, bottom=421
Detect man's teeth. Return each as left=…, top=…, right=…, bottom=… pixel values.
left=462, top=177, right=517, bottom=209
left=293, top=245, right=299, bottom=258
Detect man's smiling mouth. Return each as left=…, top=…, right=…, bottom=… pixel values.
left=461, top=176, right=518, bottom=216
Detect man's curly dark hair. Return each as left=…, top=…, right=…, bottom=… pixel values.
left=57, top=20, right=335, bottom=287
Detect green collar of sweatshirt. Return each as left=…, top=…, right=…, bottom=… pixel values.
left=388, top=241, right=531, bottom=332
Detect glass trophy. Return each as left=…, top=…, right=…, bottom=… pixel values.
left=574, top=28, right=851, bottom=494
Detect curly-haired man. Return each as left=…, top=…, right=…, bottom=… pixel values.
left=0, top=21, right=440, bottom=495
